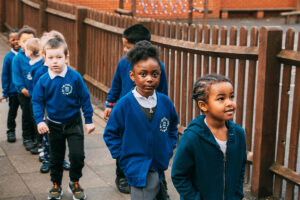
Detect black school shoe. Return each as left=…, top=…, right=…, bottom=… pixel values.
left=23, top=140, right=35, bottom=151
left=7, top=132, right=16, bottom=143
left=115, top=176, right=130, bottom=194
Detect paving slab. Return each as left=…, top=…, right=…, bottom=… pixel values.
left=0, top=174, right=31, bottom=199
left=0, top=157, right=16, bottom=176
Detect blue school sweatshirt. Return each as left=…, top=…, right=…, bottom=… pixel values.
left=1, top=50, right=18, bottom=97
left=12, top=49, right=33, bottom=94
left=32, top=66, right=93, bottom=124
left=28, top=58, right=44, bottom=96
left=105, top=56, right=168, bottom=107
left=32, top=64, right=47, bottom=88
left=171, top=115, right=246, bottom=200
left=103, top=92, right=178, bottom=187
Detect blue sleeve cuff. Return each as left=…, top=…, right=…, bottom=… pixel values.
left=105, top=101, right=115, bottom=108
left=35, top=118, right=44, bottom=125
left=85, top=117, right=93, bottom=124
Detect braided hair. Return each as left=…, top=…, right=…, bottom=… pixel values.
left=192, top=74, right=232, bottom=104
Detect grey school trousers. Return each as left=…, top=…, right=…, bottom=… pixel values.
left=131, top=171, right=160, bottom=200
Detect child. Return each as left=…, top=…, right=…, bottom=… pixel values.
left=171, top=74, right=247, bottom=200
left=0, top=29, right=20, bottom=143
left=103, top=23, right=169, bottom=194
left=32, top=37, right=95, bottom=200
left=12, top=26, right=37, bottom=151
left=104, top=41, right=178, bottom=200
left=31, top=31, right=70, bottom=173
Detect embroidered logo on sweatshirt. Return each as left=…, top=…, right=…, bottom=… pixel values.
left=62, top=84, right=73, bottom=95
left=27, top=72, right=32, bottom=80
left=160, top=117, right=169, bottom=132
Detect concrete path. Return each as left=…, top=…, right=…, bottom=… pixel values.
left=0, top=34, right=180, bottom=200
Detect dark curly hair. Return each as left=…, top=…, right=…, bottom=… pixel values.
left=192, top=74, right=232, bottom=103
left=126, top=40, right=161, bottom=69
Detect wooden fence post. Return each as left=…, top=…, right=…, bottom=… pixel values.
left=0, top=0, right=5, bottom=31
left=74, top=6, right=87, bottom=75
left=17, top=0, right=23, bottom=28
left=39, top=0, right=48, bottom=35
left=251, top=26, right=283, bottom=198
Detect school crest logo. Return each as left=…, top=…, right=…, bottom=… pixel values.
left=160, top=117, right=169, bottom=132
left=27, top=72, right=32, bottom=80
left=62, top=84, right=73, bottom=95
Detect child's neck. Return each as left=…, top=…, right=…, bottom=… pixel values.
left=30, top=55, right=42, bottom=62
left=204, top=117, right=228, bottom=141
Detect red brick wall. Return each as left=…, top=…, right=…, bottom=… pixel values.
left=57, top=0, right=296, bottom=19
left=221, top=0, right=296, bottom=9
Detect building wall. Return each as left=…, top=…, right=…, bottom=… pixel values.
left=57, top=0, right=297, bottom=20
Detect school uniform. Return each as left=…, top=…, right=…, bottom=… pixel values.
left=1, top=49, right=20, bottom=135
left=104, top=90, right=178, bottom=199
left=12, top=49, right=36, bottom=141
left=171, top=115, right=247, bottom=200
left=105, top=56, right=168, bottom=108
left=32, top=65, right=93, bottom=185
left=28, top=57, right=44, bottom=95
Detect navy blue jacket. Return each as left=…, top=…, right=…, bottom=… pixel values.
left=1, top=50, right=18, bottom=97
left=32, top=64, right=47, bottom=88
left=171, top=115, right=246, bottom=200
left=32, top=66, right=93, bottom=124
left=12, top=49, right=32, bottom=94
left=104, top=91, right=178, bottom=187
left=105, top=56, right=168, bottom=107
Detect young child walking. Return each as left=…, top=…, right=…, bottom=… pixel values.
left=171, top=74, right=247, bottom=200
left=103, top=23, right=169, bottom=195
left=12, top=26, right=38, bottom=151
left=31, top=30, right=70, bottom=173
left=104, top=41, right=178, bottom=200
left=32, top=37, right=95, bottom=200
left=1, top=29, right=20, bottom=143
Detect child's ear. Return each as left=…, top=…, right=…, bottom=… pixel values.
left=197, top=100, right=208, bottom=112
left=129, top=70, right=135, bottom=82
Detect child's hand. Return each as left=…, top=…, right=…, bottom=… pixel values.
left=103, top=108, right=112, bottom=120
left=37, top=122, right=50, bottom=134
left=21, top=88, right=30, bottom=97
left=85, top=123, right=95, bottom=134
left=0, top=97, right=8, bottom=102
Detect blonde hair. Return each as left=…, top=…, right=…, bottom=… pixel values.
left=40, top=30, right=66, bottom=55
left=25, top=38, right=41, bottom=57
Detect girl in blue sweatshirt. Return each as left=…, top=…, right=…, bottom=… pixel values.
left=171, top=74, right=247, bottom=200
left=104, top=41, right=178, bottom=200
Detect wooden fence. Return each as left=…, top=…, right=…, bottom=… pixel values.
left=1, top=0, right=299, bottom=199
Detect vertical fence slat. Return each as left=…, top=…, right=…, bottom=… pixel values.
left=195, top=24, right=202, bottom=117
left=228, top=26, right=237, bottom=84
left=285, top=30, right=300, bottom=200
left=244, top=26, right=258, bottom=183
left=181, top=23, right=189, bottom=126
left=252, top=27, right=282, bottom=198
left=274, top=28, right=295, bottom=199
left=188, top=24, right=196, bottom=123
left=169, top=22, right=176, bottom=102
left=219, top=26, right=227, bottom=76
left=164, top=21, right=170, bottom=85
left=175, top=23, right=182, bottom=120
left=211, top=25, right=218, bottom=74
left=235, top=26, right=247, bottom=126
left=203, top=25, right=210, bottom=75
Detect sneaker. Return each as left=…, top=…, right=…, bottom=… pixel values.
left=115, top=176, right=130, bottom=194
left=48, top=182, right=63, bottom=200
left=23, top=140, right=35, bottom=151
left=30, top=145, right=39, bottom=154
left=68, top=182, right=86, bottom=200
left=7, top=132, right=16, bottom=143
left=40, top=161, right=50, bottom=173
left=63, top=161, right=70, bottom=170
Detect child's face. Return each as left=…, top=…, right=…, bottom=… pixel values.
left=19, top=33, right=34, bottom=51
left=129, top=57, right=161, bottom=98
left=122, top=38, right=134, bottom=54
left=45, top=46, right=68, bottom=74
left=8, top=33, right=20, bottom=51
left=199, top=82, right=236, bottom=122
